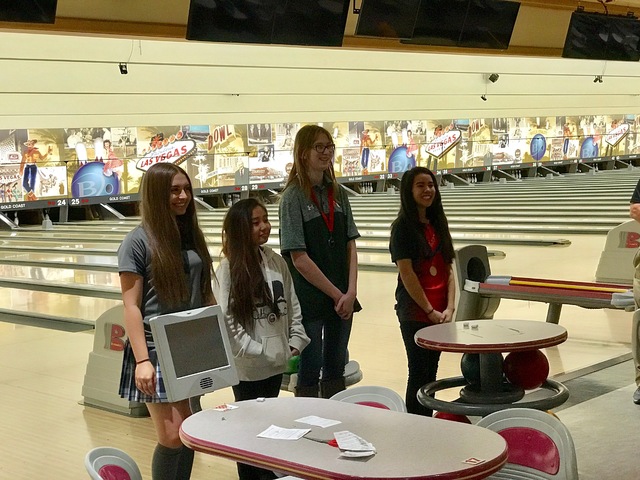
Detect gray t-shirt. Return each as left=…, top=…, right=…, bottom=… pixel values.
left=117, top=225, right=205, bottom=326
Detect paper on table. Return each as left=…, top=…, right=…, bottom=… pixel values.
left=333, top=431, right=376, bottom=453
left=295, top=415, right=342, bottom=428
left=257, top=425, right=311, bottom=440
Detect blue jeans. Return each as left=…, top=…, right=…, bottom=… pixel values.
left=22, top=164, right=37, bottom=193
left=297, top=313, right=352, bottom=387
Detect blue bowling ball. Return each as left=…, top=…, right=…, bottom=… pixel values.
left=530, top=134, right=547, bottom=161
left=580, top=137, right=599, bottom=159
left=388, top=146, right=416, bottom=173
left=71, top=161, right=120, bottom=198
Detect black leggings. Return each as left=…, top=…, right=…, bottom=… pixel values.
left=399, top=321, right=441, bottom=416
left=232, top=374, right=283, bottom=480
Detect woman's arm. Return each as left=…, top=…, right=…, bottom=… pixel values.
left=442, top=265, right=456, bottom=323
left=335, top=239, right=357, bottom=319
left=283, top=265, right=310, bottom=355
left=120, top=272, right=156, bottom=396
left=215, top=262, right=262, bottom=358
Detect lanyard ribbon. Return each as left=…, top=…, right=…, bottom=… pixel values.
left=310, top=186, right=335, bottom=235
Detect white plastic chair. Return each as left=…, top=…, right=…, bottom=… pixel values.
left=85, top=447, right=143, bottom=480
left=476, top=408, right=578, bottom=479
left=330, top=385, right=407, bottom=412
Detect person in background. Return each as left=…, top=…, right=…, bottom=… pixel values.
left=629, top=178, right=640, bottom=405
left=217, top=198, right=310, bottom=480
left=389, top=167, right=456, bottom=416
left=279, top=124, right=360, bottom=399
left=117, top=162, right=215, bottom=480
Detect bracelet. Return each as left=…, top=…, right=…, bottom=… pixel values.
left=426, top=308, right=434, bottom=316
left=136, top=358, right=150, bottom=365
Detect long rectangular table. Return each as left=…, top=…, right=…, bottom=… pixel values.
left=180, top=396, right=508, bottom=480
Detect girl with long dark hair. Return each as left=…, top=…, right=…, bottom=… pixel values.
left=389, top=167, right=456, bottom=416
left=217, top=198, right=309, bottom=480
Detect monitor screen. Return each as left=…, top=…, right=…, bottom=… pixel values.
left=562, top=11, right=640, bottom=62
left=355, top=0, right=421, bottom=39
left=150, top=306, right=239, bottom=402
left=187, top=0, right=349, bottom=47
left=403, top=0, right=520, bottom=50
left=272, top=0, right=350, bottom=47
left=0, top=0, right=57, bottom=23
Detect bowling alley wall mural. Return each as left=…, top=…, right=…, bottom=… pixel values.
left=0, top=113, right=635, bottom=210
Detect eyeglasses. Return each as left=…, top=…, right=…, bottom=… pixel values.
left=312, top=143, right=336, bottom=154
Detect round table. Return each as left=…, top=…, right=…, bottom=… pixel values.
left=415, top=319, right=569, bottom=416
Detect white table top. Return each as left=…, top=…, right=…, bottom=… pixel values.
left=415, top=319, right=568, bottom=353
left=180, top=396, right=508, bottom=480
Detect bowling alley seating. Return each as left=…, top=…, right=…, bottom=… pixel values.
left=329, top=385, right=407, bottom=412
left=476, top=407, right=578, bottom=479
left=84, top=446, right=142, bottom=480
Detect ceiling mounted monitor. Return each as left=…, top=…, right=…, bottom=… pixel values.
left=187, top=0, right=350, bottom=47
left=0, top=0, right=57, bottom=23
left=272, top=0, right=350, bottom=46
left=186, top=0, right=277, bottom=44
left=562, top=11, right=640, bottom=62
left=355, top=0, right=422, bottom=39
left=402, top=0, right=521, bottom=50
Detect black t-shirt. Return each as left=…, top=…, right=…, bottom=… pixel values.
left=631, top=178, right=640, bottom=204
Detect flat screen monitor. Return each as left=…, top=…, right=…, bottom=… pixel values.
left=355, top=0, right=421, bottom=39
left=187, top=0, right=349, bottom=47
left=272, top=0, right=350, bottom=47
left=0, top=0, right=57, bottom=23
left=149, top=305, right=238, bottom=402
left=562, top=11, right=640, bottom=62
left=402, top=0, right=520, bottom=50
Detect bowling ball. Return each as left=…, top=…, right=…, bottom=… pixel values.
left=388, top=146, right=415, bottom=174
left=72, top=161, right=120, bottom=197
left=434, top=411, right=472, bottom=424
left=460, top=353, right=481, bottom=386
left=580, top=136, right=599, bottom=159
left=285, top=355, right=300, bottom=374
left=503, top=350, right=549, bottom=390
left=460, top=352, right=504, bottom=387
left=530, top=134, right=547, bottom=161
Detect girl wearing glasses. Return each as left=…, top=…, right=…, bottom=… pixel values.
left=389, top=167, right=456, bottom=416
left=279, top=124, right=360, bottom=399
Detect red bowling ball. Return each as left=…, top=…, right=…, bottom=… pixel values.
left=433, top=411, right=472, bottom=424
left=503, top=349, right=550, bottom=390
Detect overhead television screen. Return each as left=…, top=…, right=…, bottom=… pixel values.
left=0, top=0, right=57, bottom=23
left=186, top=0, right=278, bottom=44
left=187, top=0, right=349, bottom=47
left=272, top=0, right=350, bottom=46
left=562, top=11, right=640, bottom=62
left=403, top=0, right=521, bottom=49
left=355, top=0, right=422, bottom=39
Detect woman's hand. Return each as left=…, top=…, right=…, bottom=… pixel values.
left=442, top=307, right=455, bottom=323
left=426, top=309, right=445, bottom=324
left=135, top=361, right=156, bottom=397
left=335, top=291, right=356, bottom=320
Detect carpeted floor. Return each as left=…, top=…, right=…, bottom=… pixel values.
left=555, top=360, right=640, bottom=479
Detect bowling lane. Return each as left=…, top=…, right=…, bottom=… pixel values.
left=0, top=264, right=120, bottom=300
left=0, top=251, right=118, bottom=271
